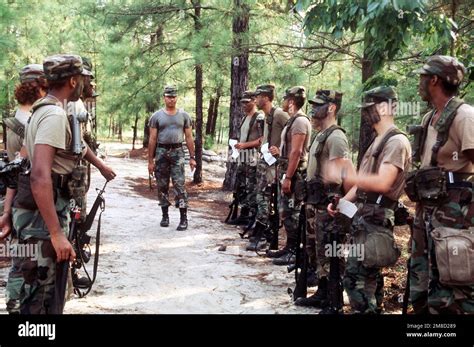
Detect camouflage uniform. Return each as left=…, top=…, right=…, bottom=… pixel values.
left=155, top=147, right=188, bottom=208
left=409, top=56, right=474, bottom=314
left=343, top=86, right=411, bottom=313
left=272, top=86, right=310, bottom=262
left=4, top=64, right=46, bottom=314
left=10, top=54, right=90, bottom=314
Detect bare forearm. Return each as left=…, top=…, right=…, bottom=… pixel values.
left=186, top=137, right=195, bottom=157
left=3, top=188, right=16, bottom=214
left=148, top=138, right=157, bottom=163
left=84, top=146, right=104, bottom=170
left=31, top=176, right=62, bottom=237
left=286, top=149, right=302, bottom=178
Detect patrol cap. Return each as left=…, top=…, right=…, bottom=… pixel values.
left=308, top=89, right=343, bottom=106
left=43, top=54, right=92, bottom=81
left=164, top=85, right=178, bottom=97
left=413, top=55, right=466, bottom=86
left=282, top=86, right=306, bottom=100
left=81, top=56, right=94, bottom=79
left=255, top=84, right=275, bottom=98
left=19, top=64, right=45, bottom=83
left=240, top=90, right=256, bottom=103
left=360, top=86, right=398, bottom=108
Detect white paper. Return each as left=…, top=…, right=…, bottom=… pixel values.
left=188, top=168, right=196, bottom=178
left=229, top=139, right=240, bottom=159
left=260, top=143, right=276, bottom=165
left=337, top=198, right=358, bottom=218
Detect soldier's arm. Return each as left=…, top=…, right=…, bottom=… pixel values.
left=31, top=144, right=75, bottom=262
left=286, top=133, right=306, bottom=178
left=349, top=163, right=400, bottom=195
left=84, top=145, right=116, bottom=181
left=0, top=187, right=15, bottom=239
left=184, top=127, right=196, bottom=170
left=238, top=137, right=263, bottom=150
left=148, top=127, right=158, bottom=174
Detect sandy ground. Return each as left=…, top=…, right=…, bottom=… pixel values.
left=0, top=143, right=315, bottom=314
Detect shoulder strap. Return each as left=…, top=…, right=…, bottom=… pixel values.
left=282, top=113, right=310, bottom=158
left=246, top=112, right=260, bottom=142
left=371, top=128, right=407, bottom=173
left=430, top=97, right=464, bottom=167
left=266, top=107, right=276, bottom=145
left=315, top=125, right=346, bottom=176
left=3, top=117, right=25, bottom=138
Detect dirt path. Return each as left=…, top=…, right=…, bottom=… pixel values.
left=1, top=143, right=313, bottom=314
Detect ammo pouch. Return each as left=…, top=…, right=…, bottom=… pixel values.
left=431, top=227, right=474, bottom=286
left=13, top=172, right=71, bottom=211
left=352, top=217, right=400, bottom=268
left=394, top=203, right=409, bottom=226
left=405, top=167, right=447, bottom=204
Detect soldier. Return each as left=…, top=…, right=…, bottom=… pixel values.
left=295, top=90, right=354, bottom=308
left=245, top=84, right=289, bottom=251
left=148, top=86, right=196, bottom=231
left=268, top=86, right=311, bottom=266
left=328, top=86, right=411, bottom=314
left=228, top=91, right=264, bottom=229
left=11, top=54, right=115, bottom=314
left=0, top=64, right=47, bottom=314
left=3, top=64, right=48, bottom=161
left=408, top=55, right=473, bottom=314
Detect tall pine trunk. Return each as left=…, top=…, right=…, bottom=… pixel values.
left=223, top=0, right=249, bottom=190
left=193, top=0, right=203, bottom=184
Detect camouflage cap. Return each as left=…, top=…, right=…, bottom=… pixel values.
left=360, top=86, right=398, bottom=108
left=81, top=56, right=94, bottom=79
left=19, top=64, right=45, bottom=83
left=255, top=84, right=275, bottom=97
left=308, top=89, right=343, bottom=106
left=413, top=55, right=466, bottom=86
left=240, top=90, right=256, bottom=102
left=43, top=54, right=91, bottom=81
left=282, top=86, right=306, bottom=100
left=164, top=85, right=178, bottom=97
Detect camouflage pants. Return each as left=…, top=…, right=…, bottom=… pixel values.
left=239, top=163, right=258, bottom=214
left=344, top=207, right=390, bottom=313
left=410, top=187, right=474, bottom=314
left=5, top=234, right=23, bottom=314
left=279, top=167, right=306, bottom=249
left=155, top=147, right=188, bottom=208
left=305, top=204, right=317, bottom=270
left=11, top=194, right=70, bottom=314
left=313, top=207, right=346, bottom=279
left=255, top=160, right=277, bottom=225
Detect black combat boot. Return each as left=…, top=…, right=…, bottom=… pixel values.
left=246, top=221, right=267, bottom=251
left=177, top=208, right=188, bottom=231
left=295, top=277, right=328, bottom=308
left=160, top=206, right=170, bottom=227
left=227, top=207, right=250, bottom=225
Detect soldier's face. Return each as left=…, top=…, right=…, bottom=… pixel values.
left=82, top=76, right=94, bottom=99
left=282, top=98, right=289, bottom=112
left=256, top=95, right=267, bottom=110
left=70, top=76, right=84, bottom=102
left=164, top=95, right=177, bottom=108
left=418, top=74, right=432, bottom=102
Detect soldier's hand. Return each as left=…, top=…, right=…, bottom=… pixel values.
left=51, top=233, right=76, bottom=262
left=269, top=146, right=280, bottom=156
left=0, top=213, right=12, bottom=240
left=148, top=162, right=155, bottom=176
left=99, top=164, right=117, bottom=182
left=327, top=202, right=338, bottom=217
left=235, top=143, right=245, bottom=150
left=282, top=177, right=291, bottom=195
left=190, top=158, right=196, bottom=171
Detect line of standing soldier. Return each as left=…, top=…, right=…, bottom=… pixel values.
left=0, top=54, right=116, bottom=314
left=226, top=54, right=473, bottom=314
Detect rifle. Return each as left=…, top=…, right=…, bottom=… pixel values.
left=268, top=163, right=280, bottom=250
left=288, top=204, right=308, bottom=301
left=321, top=195, right=344, bottom=314
left=225, top=192, right=239, bottom=224
left=402, top=215, right=415, bottom=315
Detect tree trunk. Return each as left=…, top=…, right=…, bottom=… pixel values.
left=143, top=101, right=155, bottom=148
left=193, top=0, right=203, bottom=184
left=357, top=49, right=376, bottom=168
left=206, top=96, right=216, bottom=135
left=223, top=0, right=249, bottom=190
left=132, top=113, right=139, bottom=150
left=211, top=87, right=221, bottom=136
left=118, top=122, right=123, bottom=142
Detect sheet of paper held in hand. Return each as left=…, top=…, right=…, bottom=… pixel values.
left=260, top=143, right=277, bottom=166
left=337, top=198, right=358, bottom=218
left=229, top=139, right=240, bottom=160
